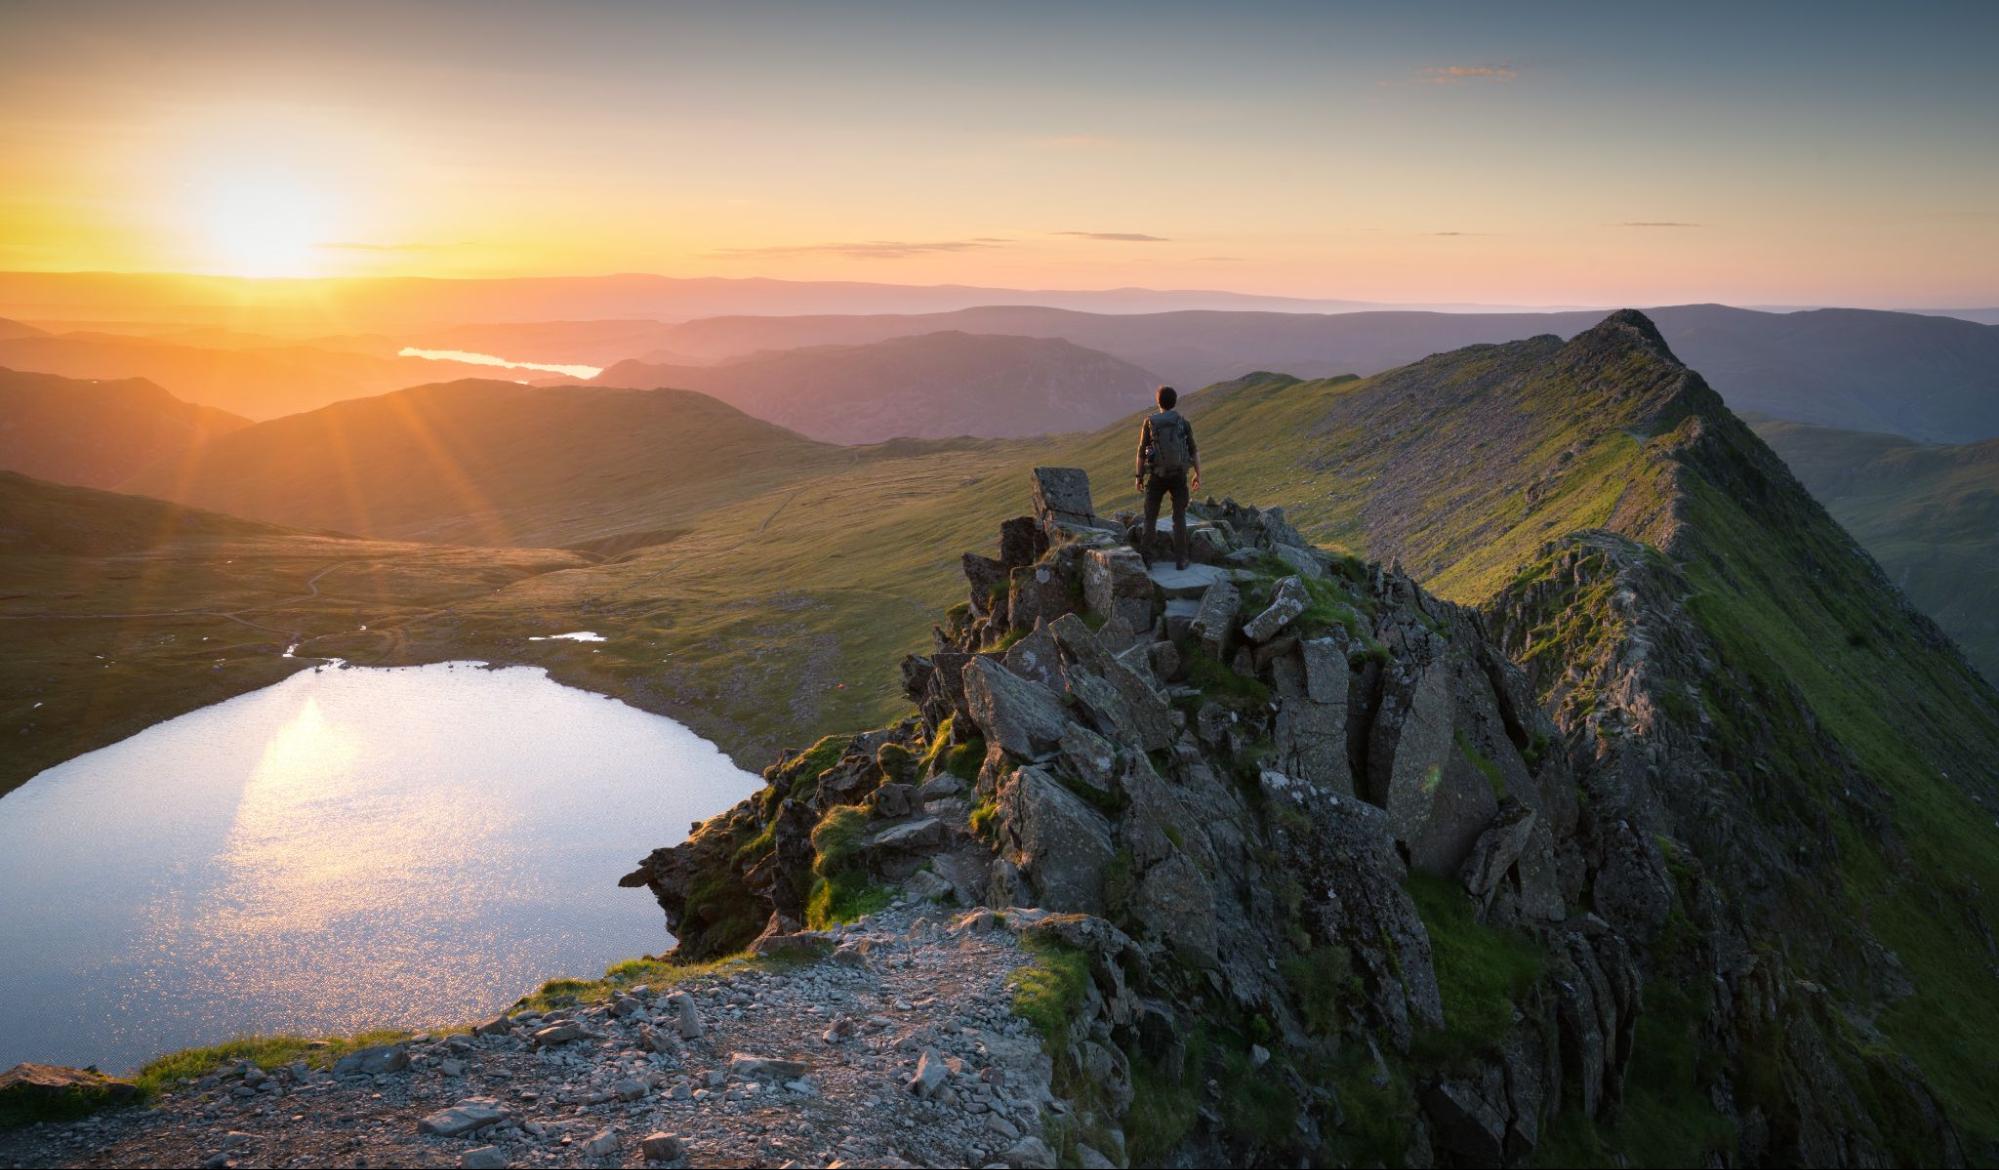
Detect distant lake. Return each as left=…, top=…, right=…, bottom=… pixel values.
left=398, top=346, right=603, bottom=380
left=0, top=662, right=759, bottom=1073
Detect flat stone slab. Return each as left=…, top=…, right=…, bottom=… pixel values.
left=1149, top=516, right=1218, bottom=533
left=418, top=1098, right=507, bottom=1137
left=1146, top=562, right=1233, bottom=598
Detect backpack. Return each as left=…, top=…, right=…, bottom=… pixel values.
left=1148, top=410, right=1193, bottom=474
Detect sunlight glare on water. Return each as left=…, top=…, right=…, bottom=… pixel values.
left=398, top=347, right=601, bottom=380
left=0, top=662, right=760, bottom=1073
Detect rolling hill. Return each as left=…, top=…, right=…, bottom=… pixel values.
left=125, top=379, right=863, bottom=546
left=635, top=303, right=1999, bottom=442
left=598, top=331, right=1159, bottom=442
left=1750, top=414, right=1999, bottom=681
left=0, top=367, right=250, bottom=490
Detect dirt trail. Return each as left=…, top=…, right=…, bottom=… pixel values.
left=0, top=904, right=1067, bottom=1170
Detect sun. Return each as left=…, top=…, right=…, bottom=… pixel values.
left=200, top=172, right=330, bottom=278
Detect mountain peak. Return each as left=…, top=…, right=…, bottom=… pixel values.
left=1568, top=307, right=1680, bottom=363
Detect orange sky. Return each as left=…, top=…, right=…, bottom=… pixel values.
left=3, top=3, right=1996, bottom=307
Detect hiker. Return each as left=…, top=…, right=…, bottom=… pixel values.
left=1134, top=385, right=1202, bottom=570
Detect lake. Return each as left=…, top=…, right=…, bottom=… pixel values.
left=0, top=661, right=761, bottom=1073
left=398, top=346, right=603, bottom=381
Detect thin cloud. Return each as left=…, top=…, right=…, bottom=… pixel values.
left=1195, top=255, right=1245, bottom=262
left=1416, top=64, right=1518, bottom=84
left=1057, top=231, right=1170, bottom=242
left=1429, top=231, right=1491, bottom=237
left=1619, top=221, right=1702, bottom=228
left=710, top=239, right=1004, bottom=260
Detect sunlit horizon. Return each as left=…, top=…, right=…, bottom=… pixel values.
left=3, top=2, right=1996, bottom=308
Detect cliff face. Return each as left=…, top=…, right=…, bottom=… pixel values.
left=625, top=313, right=1999, bottom=1168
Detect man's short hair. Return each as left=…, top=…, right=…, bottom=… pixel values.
left=1156, top=386, right=1177, bottom=409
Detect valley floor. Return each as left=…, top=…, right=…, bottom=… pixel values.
left=0, top=904, right=1064, bottom=1170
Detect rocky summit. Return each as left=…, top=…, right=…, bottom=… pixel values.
left=622, top=350, right=1999, bottom=1168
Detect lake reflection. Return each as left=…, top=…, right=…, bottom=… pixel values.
left=0, top=662, right=759, bottom=1073
left=398, top=346, right=602, bottom=380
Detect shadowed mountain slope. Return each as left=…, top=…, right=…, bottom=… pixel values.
left=0, top=367, right=250, bottom=490
left=125, top=379, right=856, bottom=547
left=1749, top=414, right=1999, bottom=682
left=600, top=331, right=1160, bottom=443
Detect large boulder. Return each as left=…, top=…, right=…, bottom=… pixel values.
left=995, top=766, right=1116, bottom=913
left=1031, top=466, right=1100, bottom=540
left=1271, top=543, right=1327, bottom=580
left=1050, top=614, right=1176, bottom=752
left=1057, top=721, right=1122, bottom=799
left=1083, top=546, right=1155, bottom=633
left=962, top=656, right=1069, bottom=760
left=1461, top=801, right=1566, bottom=923
left=1272, top=637, right=1353, bottom=794
left=1274, top=695, right=1350, bottom=796
left=998, top=515, right=1048, bottom=569
left=1001, top=622, right=1064, bottom=689
left=1188, top=579, right=1241, bottom=662
left=1009, top=549, right=1082, bottom=633
left=1368, top=662, right=1499, bottom=875
left=964, top=553, right=1010, bottom=619
left=1242, top=576, right=1310, bottom=642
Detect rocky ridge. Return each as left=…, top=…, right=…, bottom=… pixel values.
left=622, top=469, right=1624, bottom=1165
left=625, top=431, right=1986, bottom=1165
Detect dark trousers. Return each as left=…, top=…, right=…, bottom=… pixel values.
left=1143, top=470, right=1191, bottom=565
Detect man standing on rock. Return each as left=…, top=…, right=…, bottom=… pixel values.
left=1135, top=385, right=1202, bottom=570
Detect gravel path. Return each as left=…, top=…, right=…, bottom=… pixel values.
left=0, top=905, right=1061, bottom=1170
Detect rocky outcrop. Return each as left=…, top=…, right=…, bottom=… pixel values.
left=626, top=461, right=1982, bottom=1168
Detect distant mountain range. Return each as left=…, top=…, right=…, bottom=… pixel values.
left=0, top=367, right=249, bottom=489
left=626, top=303, right=1999, bottom=443
left=0, top=324, right=510, bottom=420
left=0, top=271, right=1394, bottom=335
left=599, top=331, right=1158, bottom=443
left=5, top=300, right=1995, bottom=445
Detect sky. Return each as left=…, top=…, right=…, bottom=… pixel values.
left=1, top=0, right=1995, bottom=306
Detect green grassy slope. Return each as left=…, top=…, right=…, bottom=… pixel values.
left=1749, top=414, right=1999, bottom=682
